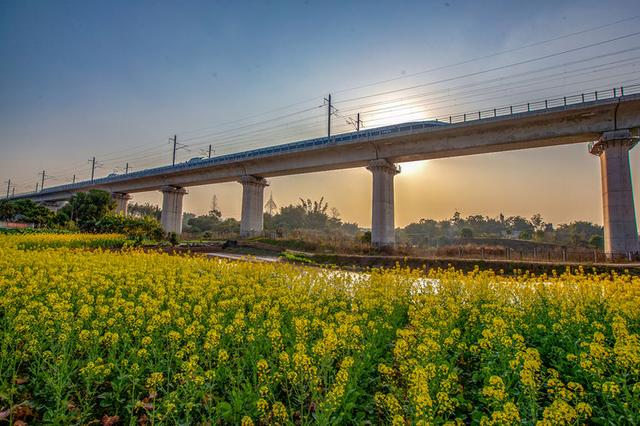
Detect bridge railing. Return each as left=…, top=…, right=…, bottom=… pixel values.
left=436, top=83, right=640, bottom=124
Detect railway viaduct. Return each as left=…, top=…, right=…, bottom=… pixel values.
left=6, top=89, right=640, bottom=258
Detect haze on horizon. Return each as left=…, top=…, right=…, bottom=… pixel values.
left=1, top=0, right=639, bottom=228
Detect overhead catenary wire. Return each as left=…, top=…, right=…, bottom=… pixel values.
left=8, top=19, right=640, bottom=192
left=336, top=32, right=640, bottom=105
left=345, top=66, right=640, bottom=121
left=23, top=22, right=640, bottom=181
left=104, top=47, right=640, bottom=171
left=334, top=50, right=640, bottom=113
left=331, top=15, right=640, bottom=95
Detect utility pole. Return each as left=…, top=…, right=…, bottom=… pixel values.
left=35, top=182, right=39, bottom=193
left=171, top=135, right=177, bottom=166
left=5, top=179, right=10, bottom=198
left=356, top=113, right=362, bottom=132
left=72, top=174, right=76, bottom=184
left=125, top=163, right=129, bottom=174
left=41, top=171, right=46, bottom=192
left=326, top=94, right=332, bottom=142
left=12, top=187, right=14, bottom=197
left=90, top=157, right=96, bottom=182
left=208, top=144, right=212, bottom=159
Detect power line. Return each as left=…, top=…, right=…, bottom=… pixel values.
left=337, top=50, right=640, bottom=114
left=337, top=32, right=640, bottom=105
left=7, top=27, right=640, bottom=190
left=349, top=66, right=640, bottom=121
left=331, top=15, right=640, bottom=95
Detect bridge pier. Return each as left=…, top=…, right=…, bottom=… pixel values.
left=239, top=175, right=268, bottom=238
left=367, top=159, right=400, bottom=247
left=112, top=192, right=132, bottom=215
left=590, top=130, right=639, bottom=259
left=160, top=186, right=187, bottom=236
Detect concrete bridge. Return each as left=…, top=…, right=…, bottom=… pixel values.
left=6, top=88, right=640, bottom=258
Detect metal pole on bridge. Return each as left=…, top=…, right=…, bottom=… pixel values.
left=171, top=135, right=177, bottom=166
left=90, top=157, right=96, bottom=182
left=41, top=171, right=45, bottom=192
left=125, top=163, right=129, bottom=174
left=328, top=94, right=331, bottom=142
left=324, top=94, right=332, bottom=142
left=208, top=144, right=212, bottom=159
left=5, top=179, right=10, bottom=198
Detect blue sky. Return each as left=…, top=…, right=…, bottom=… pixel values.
left=1, top=0, right=639, bottom=226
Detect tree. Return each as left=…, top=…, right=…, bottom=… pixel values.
left=589, top=235, right=604, bottom=249
left=460, top=228, right=473, bottom=239
left=186, top=214, right=220, bottom=233
left=555, top=221, right=603, bottom=247
left=0, top=201, right=16, bottom=221
left=505, top=216, right=534, bottom=234
left=520, top=230, right=532, bottom=240
left=129, top=203, right=161, bottom=220
left=208, top=209, right=222, bottom=219
left=272, top=205, right=306, bottom=230
left=267, top=197, right=359, bottom=236
left=183, top=212, right=196, bottom=227
left=57, top=190, right=115, bottom=230
left=530, top=213, right=545, bottom=232
left=451, top=211, right=462, bottom=225
left=4, top=199, right=54, bottom=226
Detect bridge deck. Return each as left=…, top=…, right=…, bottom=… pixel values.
left=8, top=87, right=640, bottom=202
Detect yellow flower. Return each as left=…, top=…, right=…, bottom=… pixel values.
left=271, top=401, right=288, bottom=423
left=145, top=372, right=164, bottom=390
left=218, top=349, right=229, bottom=364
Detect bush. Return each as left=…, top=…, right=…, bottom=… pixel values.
left=360, top=230, right=371, bottom=244
left=94, top=214, right=164, bottom=242
left=0, top=199, right=54, bottom=226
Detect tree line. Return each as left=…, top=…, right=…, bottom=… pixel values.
left=175, top=197, right=359, bottom=236
left=1, top=191, right=606, bottom=248
left=398, top=212, right=604, bottom=249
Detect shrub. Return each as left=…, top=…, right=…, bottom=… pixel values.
left=94, top=214, right=164, bottom=242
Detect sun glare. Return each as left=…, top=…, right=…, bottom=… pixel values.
left=365, top=100, right=429, bottom=127
left=399, top=160, right=427, bottom=175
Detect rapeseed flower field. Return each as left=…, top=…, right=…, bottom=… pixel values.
left=0, top=234, right=638, bottom=424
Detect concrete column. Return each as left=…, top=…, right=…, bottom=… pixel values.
left=589, top=129, right=639, bottom=258
left=239, top=175, right=268, bottom=237
left=160, top=186, right=187, bottom=236
left=112, top=192, right=132, bottom=215
left=367, top=159, right=400, bottom=247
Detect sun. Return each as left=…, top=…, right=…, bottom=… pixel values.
left=398, top=160, right=427, bottom=175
